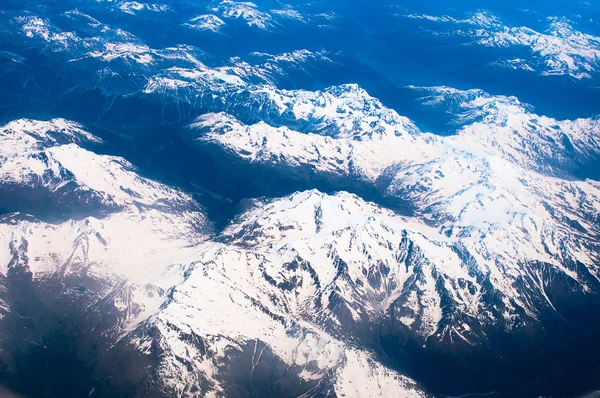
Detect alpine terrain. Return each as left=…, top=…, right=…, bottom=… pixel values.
left=0, top=0, right=599, bottom=397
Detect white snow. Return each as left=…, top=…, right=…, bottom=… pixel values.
left=184, top=14, right=226, bottom=33
left=0, top=118, right=198, bottom=209
left=118, top=2, right=170, bottom=14
left=0, top=117, right=431, bottom=395
left=211, top=1, right=275, bottom=30
left=400, top=11, right=600, bottom=78
left=189, top=82, right=600, bottom=329
left=334, top=349, right=427, bottom=397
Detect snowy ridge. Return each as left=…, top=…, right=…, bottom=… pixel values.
left=192, top=82, right=600, bottom=179
left=204, top=1, right=327, bottom=31
left=193, top=112, right=358, bottom=176
left=0, top=118, right=100, bottom=147
left=139, top=51, right=343, bottom=119
left=191, top=111, right=422, bottom=181
left=13, top=14, right=86, bottom=52
left=142, top=62, right=264, bottom=96
left=9, top=8, right=337, bottom=104
left=248, top=49, right=333, bottom=71
left=0, top=118, right=197, bottom=210
left=200, top=83, right=421, bottom=139
left=184, top=14, right=226, bottom=33
left=410, top=85, right=600, bottom=174
left=0, top=215, right=206, bottom=349
left=238, top=84, right=420, bottom=139
left=271, top=7, right=307, bottom=23
left=211, top=1, right=276, bottom=30
left=12, top=12, right=204, bottom=68
left=189, top=84, right=600, bottom=337
left=488, top=57, right=536, bottom=72
left=401, top=11, right=600, bottom=79
left=118, top=2, right=171, bottom=15
left=142, top=49, right=332, bottom=97
left=191, top=82, right=600, bottom=180
left=0, top=207, right=205, bottom=303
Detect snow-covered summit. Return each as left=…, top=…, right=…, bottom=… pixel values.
left=1, top=118, right=101, bottom=147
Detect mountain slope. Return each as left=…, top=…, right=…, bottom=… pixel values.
left=0, top=119, right=429, bottom=397
left=185, top=83, right=600, bottom=394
